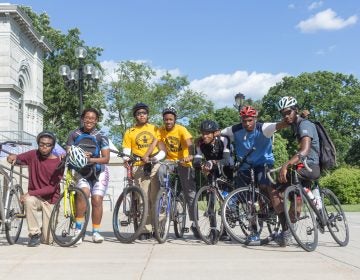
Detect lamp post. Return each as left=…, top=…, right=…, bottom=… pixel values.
left=59, top=46, right=102, bottom=124
left=234, top=92, right=245, bottom=110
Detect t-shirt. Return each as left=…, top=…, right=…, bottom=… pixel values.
left=16, top=150, right=63, bottom=204
left=159, top=124, right=193, bottom=167
left=122, top=123, right=160, bottom=165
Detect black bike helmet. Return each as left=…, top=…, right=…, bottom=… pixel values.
left=132, top=102, right=149, bottom=116
left=36, top=131, right=56, bottom=145
left=200, top=120, right=219, bottom=132
left=162, top=106, right=177, bottom=117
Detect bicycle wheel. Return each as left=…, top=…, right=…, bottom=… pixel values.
left=174, top=192, right=187, bottom=238
left=112, top=185, right=148, bottom=243
left=222, top=187, right=277, bottom=245
left=50, top=187, right=90, bottom=247
left=154, top=188, right=171, bottom=243
left=322, top=188, right=349, bottom=246
left=193, top=185, right=223, bottom=245
left=284, top=185, right=318, bottom=252
left=5, top=184, right=24, bottom=244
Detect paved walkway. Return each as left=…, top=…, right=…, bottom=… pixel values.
left=1, top=211, right=359, bottom=280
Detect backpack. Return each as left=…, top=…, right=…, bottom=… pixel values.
left=300, top=120, right=337, bottom=171
left=73, top=133, right=102, bottom=179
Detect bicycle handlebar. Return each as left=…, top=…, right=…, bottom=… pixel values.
left=235, top=147, right=256, bottom=169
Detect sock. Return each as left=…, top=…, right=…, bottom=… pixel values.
left=75, top=217, right=85, bottom=230
left=92, top=224, right=101, bottom=234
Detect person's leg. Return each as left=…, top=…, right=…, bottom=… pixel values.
left=178, top=165, right=196, bottom=222
left=74, top=175, right=91, bottom=235
left=149, top=163, right=160, bottom=233
left=40, top=201, right=54, bottom=244
left=23, top=195, right=42, bottom=246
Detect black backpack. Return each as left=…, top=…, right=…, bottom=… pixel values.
left=300, top=120, right=337, bottom=171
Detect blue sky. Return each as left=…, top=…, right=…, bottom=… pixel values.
left=13, top=0, right=360, bottom=107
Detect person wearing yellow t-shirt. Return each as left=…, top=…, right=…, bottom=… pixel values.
left=158, top=107, right=199, bottom=239
left=122, top=102, right=165, bottom=240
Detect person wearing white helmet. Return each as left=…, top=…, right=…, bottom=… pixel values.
left=272, top=96, right=320, bottom=247
left=7, top=131, right=63, bottom=247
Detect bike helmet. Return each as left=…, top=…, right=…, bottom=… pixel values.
left=162, top=106, right=177, bottom=117
left=68, top=145, right=88, bottom=169
left=240, top=106, right=257, bottom=118
left=200, top=120, right=219, bottom=132
left=132, top=102, right=149, bottom=116
left=36, top=131, right=56, bottom=145
left=277, top=96, right=298, bottom=111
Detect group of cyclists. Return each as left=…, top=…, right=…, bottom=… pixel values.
left=6, top=95, right=323, bottom=248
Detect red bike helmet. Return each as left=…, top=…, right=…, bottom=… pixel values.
left=240, top=106, right=257, bottom=118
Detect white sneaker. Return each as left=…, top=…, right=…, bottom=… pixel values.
left=92, top=232, right=104, bottom=243
left=72, top=228, right=83, bottom=245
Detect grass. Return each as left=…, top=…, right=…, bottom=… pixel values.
left=341, top=204, right=360, bottom=212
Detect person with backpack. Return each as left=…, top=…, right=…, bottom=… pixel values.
left=221, top=105, right=288, bottom=242
left=274, top=96, right=321, bottom=246
left=122, top=102, right=165, bottom=240
left=66, top=108, right=110, bottom=244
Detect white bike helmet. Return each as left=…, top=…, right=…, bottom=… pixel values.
left=68, top=145, right=87, bottom=169
left=277, top=96, right=298, bottom=111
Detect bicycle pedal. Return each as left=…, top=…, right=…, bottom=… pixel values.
left=15, top=213, right=26, bottom=218
left=183, top=227, right=189, bottom=233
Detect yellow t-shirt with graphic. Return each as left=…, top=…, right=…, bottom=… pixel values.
left=122, top=123, right=160, bottom=165
left=159, top=124, right=193, bottom=167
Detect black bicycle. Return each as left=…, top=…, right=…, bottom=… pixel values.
left=221, top=148, right=279, bottom=246
left=153, top=160, right=187, bottom=243
left=267, top=161, right=349, bottom=251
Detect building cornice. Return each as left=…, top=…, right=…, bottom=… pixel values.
left=0, top=4, right=53, bottom=53
left=23, top=99, right=48, bottom=111
left=0, top=84, right=24, bottom=95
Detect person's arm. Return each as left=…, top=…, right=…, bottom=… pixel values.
left=279, top=136, right=311, bottom=183
left=7, top=154, right=17, bottom=165
left=262, top=120, right=289, bottom=138
left=183, top=138, right=194, bottom=163
left=88, top=148, right=110, bottom=164
left=221, top=126, right=234, bottom=142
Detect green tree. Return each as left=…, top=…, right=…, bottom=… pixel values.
left=105, top=61, right=213, bottom=143
left=21, top=6, right=105, bottom=145
left=262, top=71, right=360, bottom=165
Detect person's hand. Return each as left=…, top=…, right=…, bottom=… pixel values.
left=141, top=156, right=150, bottom=163
left=20, top=193, right=30, bottom=204
left=84, top=151, right=92, bottom=158
left=7, top=154, right=16, bottom=165
left=279, top=165, right=288, bottom=183
left=183, top=155, right=193, bottom=163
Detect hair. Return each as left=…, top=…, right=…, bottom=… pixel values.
left=81, top=108, right=100, bottom=120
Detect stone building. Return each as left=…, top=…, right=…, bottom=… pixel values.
left=0, top=3, right=51, bottom=142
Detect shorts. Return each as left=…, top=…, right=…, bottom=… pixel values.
left=75, top=165, right=109, bottom=197
left=235, top=165, right=272, bottom=188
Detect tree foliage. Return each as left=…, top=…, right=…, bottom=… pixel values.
left=21, top=6, right=105, bottom=145
left=262, top=71, right=360, bottom=164
left=104, top=61, right=214, bottom=143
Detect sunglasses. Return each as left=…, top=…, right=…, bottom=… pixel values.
left=281, top=109, right=293, bottom=117
left=39, top=142, right=54, bottom=148
left=135, top=111, right=148, bottom=116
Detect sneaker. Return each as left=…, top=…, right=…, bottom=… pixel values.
left=92, top=232, right=104, bottom=243
left=219, top=231, right=232, bottom=242
left=274, top=229, right=292, bottom=247
left=190, top=225, right=200, bottom=239
left=247, top=233, right=260, bottom=242
left=72, top=228, right=83, bottom=245
left=27, top=234, right=41, bottom=247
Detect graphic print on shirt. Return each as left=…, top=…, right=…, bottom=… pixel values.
left=164, top=136, right=182, bottom=153
left=136, top=131, right=155, bottom=149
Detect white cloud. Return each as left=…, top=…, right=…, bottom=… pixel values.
left=308, top=1, right=323, bottom=11
left=315, top=44, right=336, bottom=55
left=297, top=9, right=358, bottom=33
left=288, top=3, right=296, bottom=9
left=189, top=71, right=288, bottom=108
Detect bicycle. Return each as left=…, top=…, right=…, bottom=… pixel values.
left=0, top=140, right=31, bottom=244
left=193, top=161, right=236, bottom=245
left=221, top=148, right=279, bottom=245
left=267, top=161, right=349, bottom=252
left=49, top=153, right=90, bottom=247
left=112, top=152, right=148, bottom=243
left=153, top=160, right=188, bottom=244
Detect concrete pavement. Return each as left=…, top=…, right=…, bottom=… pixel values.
left=1, top=211, right=359, bottom=280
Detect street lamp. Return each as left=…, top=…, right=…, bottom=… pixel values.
left=234, top=92, right=245, bottom=110
left=58, top=46, right=102, bottom=123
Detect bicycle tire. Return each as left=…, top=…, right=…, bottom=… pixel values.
left=0, top=169, right=10, bottom=229
left=112, top=185, right=148, bottom=243
left=174, top=192, right=187, bottom=238
left=284, top=185, right=318, bottom=252
left=50, top=187, right=90, bottom=247
left=322, top=188, right=349, bottom=246
left=193, top=185, right=223, bottom=245
left=222, top=187, right=277, bottom=245
left=5, top=184, right=24, bottom=244
left=153, top=188, right=171, bottom=243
